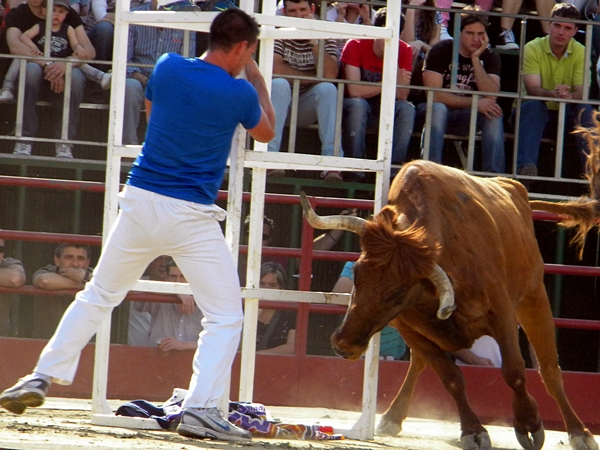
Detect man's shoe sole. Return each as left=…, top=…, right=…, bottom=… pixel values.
left=0, top=391, right=45, bottom=415
left=177, top=424, right=251, bottom=442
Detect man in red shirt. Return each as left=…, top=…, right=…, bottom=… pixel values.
left=340, top=7, right=415, bottom=179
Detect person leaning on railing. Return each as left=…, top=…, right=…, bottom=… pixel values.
left=511, top=2, right=596, bottom=183
left=0, top=235, right=26, bottom=337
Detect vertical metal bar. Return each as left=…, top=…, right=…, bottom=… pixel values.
left=333, top=81, right=344, bottom=157
left=287, top=78, right=301, bottom=154
left=467, top=94, right=478, bottom=172
left=554, top=102, right=566, bottom=179
left=421, top=90, right=434, bottom=160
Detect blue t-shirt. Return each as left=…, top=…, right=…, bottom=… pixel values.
left=128, top=53, right=262, bottom=204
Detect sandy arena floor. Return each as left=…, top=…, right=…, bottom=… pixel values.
left=0, top=397, right=572, bottom=450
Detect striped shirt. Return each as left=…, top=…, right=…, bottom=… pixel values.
left=126, top=3, right=196, bottom=78
left=274, top=38, right=338, bottom=94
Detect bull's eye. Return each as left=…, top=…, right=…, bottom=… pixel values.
left=381, top=287, right=405, bottom=305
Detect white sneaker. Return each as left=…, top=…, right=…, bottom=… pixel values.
left=100, top=73, right=111, bottom=90
left=496, top=29, right=519, bottom=50
left=55, top=143, right=73, bottom=158
left=13, top=142, right=31, bottom=155
left=0, top=87, right=14, bottom=102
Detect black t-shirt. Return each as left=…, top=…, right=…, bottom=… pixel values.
left=256, top=310, right=297, bottom=350
left=5, top=2, right=83, bottom=33
left=423, top=39, right=501, bottom=92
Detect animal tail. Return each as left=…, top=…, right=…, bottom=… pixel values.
left=529, top=112, right=600, bottom=259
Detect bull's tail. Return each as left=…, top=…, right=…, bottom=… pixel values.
left=529, top=113, right=600, bottom=259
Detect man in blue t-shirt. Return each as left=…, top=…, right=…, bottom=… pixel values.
left=0, top=9, right=275, bottom=444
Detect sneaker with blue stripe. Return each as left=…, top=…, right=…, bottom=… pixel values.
left=0, top=375, right=49, bottom=415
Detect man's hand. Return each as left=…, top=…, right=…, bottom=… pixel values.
left=100, top=12, right=115, bottom=25
left=555, top=84, right=572, bottom=99
left=397, top=68, right=412, bottom=86
left=131, top=71, right=149, bottom=88
left=45, top=61, right=67, bottom=93
left=58, top=267, right=88, bottom=283
left=357, top=4, right=372, bottom=24
left=176, top=294, right=195, bottom=315
left=477, top=97, right=502, bottom=119
left=471, top=33, right=489, bottom=60
left=158, top=337, right=186, bottom=352
left=335, top=2, right=348, bottom=20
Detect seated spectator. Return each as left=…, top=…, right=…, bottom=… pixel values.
left=84, top=0, right=115, bottom=72
left=341, top=7, right=415, bottom=180
left=401, top=0, right=442, bottom=65
left=127, top=255, right=170, bottom=347
left=453, top=335, right=502, bottom=367
left=269, top=0, right=343, bottom=182
left=256, top=262, right=296, bottom=354
left=32, top=243, right=93, bottom=338
left=414, top=6, right=505, bottom=174
left=5, top=0, right=95, bottom=158
left=134, top=259, right=204, bottom=353
left=69, top=0, right=89, bottom=16
left=0, top=235, right=26, bottom=337
left=511, top=3, right=595, bottom=182
left=326, top=2, right=375, bottom=57
left=332, top=261, right=407, bottom=360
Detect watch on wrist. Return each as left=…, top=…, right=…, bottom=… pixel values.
left=44, top=61, right=53, bottom=68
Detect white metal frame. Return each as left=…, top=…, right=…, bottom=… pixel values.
left=91, top=0, right=401, bottom=440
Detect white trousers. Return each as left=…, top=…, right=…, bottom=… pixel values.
left=35, top=185, right=244, bottom=408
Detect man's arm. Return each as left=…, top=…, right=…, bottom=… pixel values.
left=396, top=67, right=411, bottom=101
left=33, top=268, right=88, bottom=290
left=273, top=53, right=316, bottom=84
left=7, top=26, right=41, bottom=58
left=470, top=40, right=500, bottom=97
left=345, top=63, right=381, bottom=99
left=0, top=264, right=26, bottom=288
left=72, top=24, right=95, bottom=61
left=423, top=70, right=472, bottom=108
left=309, top=39, right=339, bottom=79
left=246, top=60, right=276, bottom=143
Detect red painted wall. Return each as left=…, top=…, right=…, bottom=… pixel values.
left=1, top=338, right=598, bottom=433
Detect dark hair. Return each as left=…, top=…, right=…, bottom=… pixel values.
left=283, top=0, right=314, bottom=7
left=260, top=262, right=287, bottom=289
left=54, top=243, right=91, bottom=259
left=373, top=8, right=406, bottom=34
left=460, top=5, right=489, bottom=31
left=551, top=3, right=581, bottom=21
left=244, top=214, right=275, bottom=234
left=165, top=257, right=178, bottom=274
left=209, top=8, right=260, bottom=51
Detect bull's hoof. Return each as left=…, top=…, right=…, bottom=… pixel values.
left=376, top=418, right=402, bottom=436
left=461, top=431, right=491, bottom=450
left=515, top=424, right=545, bottom=450
left=569, top=429, right=599, bottom=450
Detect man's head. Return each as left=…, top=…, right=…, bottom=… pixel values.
left=209, top=9, right=260, bottom=76
left=53, top=244, right=91, bottom=269
left=548, top=3, right=579, bottom=48
left=145, top=255, right=169, bottom=281
left=372, top=8, right=405, bottom=57
left=259, top=262, right=286, bottom=289
left=244, top=214, right=275, bottom=246
left=166, top=259, right=187, bottom=283
left=283, top=0, right=314, bottom=18
left=459, top=6, right=489, bottom=55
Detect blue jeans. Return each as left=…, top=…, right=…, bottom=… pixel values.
left=123, top=78, right=145, bottom=145
left=416, top=102, right=505, bottom=173
left=22, top=62, right=85, bottom=140
left=342, top=96, right=415, bottom=163
left=268, top=78, right=342, bottom=156
left=512, top=100, right=595, bottom=170
left=87, top=21, right=114, bottom=72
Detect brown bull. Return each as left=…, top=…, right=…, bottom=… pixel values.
left=300, top=147, right=600, bottom=450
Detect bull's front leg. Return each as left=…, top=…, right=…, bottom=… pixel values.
left=377, top=350, right=426, bottom=436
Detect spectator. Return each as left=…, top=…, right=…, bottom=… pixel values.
left=340, top=7, right=415, bottom=180
left=512, top=2, right=595, bottom=181
left=269, top=0, right=343, bottom=182
left=414, top=5, right=505, bottom=174
left=0, top=235, right=26, bottom=337
left=326, top=2, right=375, bottom=57
left=256, top=262, right=296, bottom=354
left=127, top=255, right=169, bottom=347
left=84, top=0, right=114, bottom=72
left=5, top=0, right=95, bottom=158
left=0, top=0, right=111, bottom=103
left=134, top=259, right=204, bottom=353
left=69, top=0, right=89, bottom=17
left=401, top=0, right=442, bottom=65
left=32, top=243, right=93, bottom=338
left=332, top=261, right=407, bottom=360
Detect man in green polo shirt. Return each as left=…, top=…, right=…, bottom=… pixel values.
left=511, top=2, right=595, bottom=181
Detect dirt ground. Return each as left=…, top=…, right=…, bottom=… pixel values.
left=0, top=398, right=572, bottom=450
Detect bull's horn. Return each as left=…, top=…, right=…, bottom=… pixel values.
left=429, top=264, right=456, bottom=320
left=300, top=191, right=367, bottom=235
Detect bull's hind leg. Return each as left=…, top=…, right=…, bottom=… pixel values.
left=517, top=288, right=599, bottom=450
left=377, top=350, right=426, bottom=436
